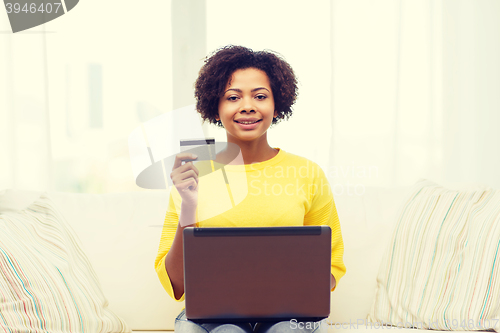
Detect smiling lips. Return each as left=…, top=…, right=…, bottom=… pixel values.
left=234, top=118, right=262, bottom=124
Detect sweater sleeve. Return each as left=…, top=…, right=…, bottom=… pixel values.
left=303, top=166, right=346, bottom=291
left=154, top=190, right=185, bottom=302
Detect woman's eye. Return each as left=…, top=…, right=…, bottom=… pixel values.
left=227, top=96, right=238, bottom=101
left=256, top=95, right=267, bottom=100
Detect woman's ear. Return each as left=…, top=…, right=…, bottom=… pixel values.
left=273, top=110, right=278, bottom=119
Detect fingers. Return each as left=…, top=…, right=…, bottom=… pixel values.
left=180, top=177, right=198, bottom=192
left=173, top=153, right=198, bottom=170
left=172, top=169, right=199, bottom=186
left=174, top=177, right=197, bottom=192
left=171, top=173, right=198, bottom=192
left=171, top=153, right=200, bottom=191
left=171, top=161, right=199, bottom=177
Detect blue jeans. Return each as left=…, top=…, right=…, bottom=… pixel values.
left=174, top=308, right=326, bottom=332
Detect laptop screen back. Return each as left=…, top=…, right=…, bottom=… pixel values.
left=183, top=226, right=331, bottom=323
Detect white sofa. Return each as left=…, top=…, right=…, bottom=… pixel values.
left=0, top=186, right=478, bottom=332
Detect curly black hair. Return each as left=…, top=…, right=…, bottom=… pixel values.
left=194, top=45, right=298, bottom=128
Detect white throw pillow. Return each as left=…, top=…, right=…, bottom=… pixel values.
left=367, top=179, right=500, bottom=331
left=0, top=194, right=130, bottom=332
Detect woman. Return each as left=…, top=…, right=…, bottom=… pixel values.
left=155, top=45, right=346, bottom=333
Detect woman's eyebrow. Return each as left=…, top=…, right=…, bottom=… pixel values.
left=224, top=87, right=270, bottom=94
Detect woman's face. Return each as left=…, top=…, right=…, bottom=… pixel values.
left=217, top=68, right=277, bottom=145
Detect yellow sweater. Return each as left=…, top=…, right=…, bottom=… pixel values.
left=155, top=148, right=346, bottom=301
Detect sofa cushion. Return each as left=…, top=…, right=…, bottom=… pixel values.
left=368, top=179, right=500, bottom=331
left=0, top=194, right=130, bottom=332
left=0, top=189, right=190, bottom=330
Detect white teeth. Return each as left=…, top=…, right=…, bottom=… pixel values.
left=237, top=120, right=259, bottom=124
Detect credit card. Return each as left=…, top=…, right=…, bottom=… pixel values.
left=180, top=138, right=216, bottom=162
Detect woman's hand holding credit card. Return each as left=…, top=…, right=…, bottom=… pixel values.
left=170, top=152, right=199, bottom=207
left=171, top=138, right=216, bottom=207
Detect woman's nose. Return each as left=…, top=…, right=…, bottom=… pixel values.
left=239, top=98, right=255, bottom=113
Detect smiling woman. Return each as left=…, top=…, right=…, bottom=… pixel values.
left=155, top=45, right=346, bottom=333
left=194, top=45, right=298, bottom=164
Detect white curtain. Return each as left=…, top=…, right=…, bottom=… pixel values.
left=1, top=0, right=499, bottom=192
left=0, top=1, right=172, bottom=192
left=0, top=23, right=52, bottom=191
left=440, top=0, right=500, bottom=189
left=329, top=0, right=444, bottom=188
left=329, top=0, right=500, bottom=189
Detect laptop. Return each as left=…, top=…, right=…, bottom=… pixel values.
left=183, top=226, right=331, bottom=323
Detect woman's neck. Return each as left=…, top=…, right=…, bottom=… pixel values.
left=238, top=145, right=278, bottom=165
left=216, top=137, right=278, bottom=165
